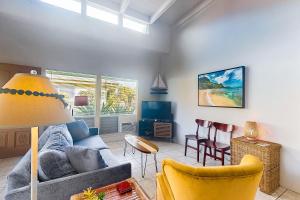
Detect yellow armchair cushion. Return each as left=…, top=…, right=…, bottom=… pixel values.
left=156, top=155, right=263, bottom=200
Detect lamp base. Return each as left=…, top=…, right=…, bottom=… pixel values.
left=244, top=136, right=258, bottom=144
left=31, top=127, right=39, bottom=200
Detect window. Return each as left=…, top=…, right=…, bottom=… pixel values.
left=123, top=16, right=149, bottom=34
left=87, top=2, right=119, bottom=25
left=101, top=76, right=138, bottom=115
left=46, top=70, right=97, bottom=117
left=40, top=0, right=81, bottom=13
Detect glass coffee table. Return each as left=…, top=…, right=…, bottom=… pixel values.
left=124, top=134, right=159, bottom=178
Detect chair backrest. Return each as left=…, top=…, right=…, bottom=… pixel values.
left=212, top=122, right=235, bottom=143
left=195, top=119, right=212, bottom=138
left=161, top=155, right=263, bottom=200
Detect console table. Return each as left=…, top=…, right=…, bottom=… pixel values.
left=231, top=137, right=281, bottom=194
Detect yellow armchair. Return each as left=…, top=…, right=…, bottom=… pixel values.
left=156, top=155, right=263, bottom=200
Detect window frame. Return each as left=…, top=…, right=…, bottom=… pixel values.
left=40, top=0, right=82, bottom=14
left=122, top=15, right=149, bottom=34
left=86, top=1, right=120, bottom=25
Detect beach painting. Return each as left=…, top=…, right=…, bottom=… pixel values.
left=198, top=66, right=245, bottom=108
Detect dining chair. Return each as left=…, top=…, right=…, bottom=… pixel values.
left=185, top=119, right=212, bottom=162
left=203, top=122, right=235, bottom=166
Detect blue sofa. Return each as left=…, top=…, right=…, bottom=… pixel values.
left=5, top=123, right=131, bottom=200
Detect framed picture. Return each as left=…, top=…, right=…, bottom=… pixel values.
left=198, top=66, right=245, bottom=108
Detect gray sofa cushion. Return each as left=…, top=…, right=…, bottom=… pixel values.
left=38, top=131, right=74, bottom=181
left=41, top=131, right=72, bottom=152
left=38, top=150, right=77, bottom=181
left=66, top=120, right=90, bottom=142
left=39, top=124, right=73, bottom=150
left=99, top=149, right=120, bottom=167
left=6, top=151, right=31, bottom=191
left=65, top=146, right=107, bottom=173
left=74, top=135, right=108, bottom=150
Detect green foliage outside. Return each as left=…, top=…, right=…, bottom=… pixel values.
left=101, top=82, right=136, bottom=115
left=75, top=82, right=137, bottom=116
left=74, top=89, right=96, bottom=116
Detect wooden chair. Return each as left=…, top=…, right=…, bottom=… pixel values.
left=185, top=119, right=212, bottom=162
left=203, top=122, right=235, bottom=166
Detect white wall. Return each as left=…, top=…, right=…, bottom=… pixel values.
left=0, top=26, right=160, bottom=120
left=0, top=0, right=170, bottom=53
left=161, top=0, right=300, bottom=193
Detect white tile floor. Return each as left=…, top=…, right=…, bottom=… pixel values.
left=0, top=133, right=299, bottom=200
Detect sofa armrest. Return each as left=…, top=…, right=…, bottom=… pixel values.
left=89, top=127, right=99, bottom=136
left=5, top=163, right=131, bottom=200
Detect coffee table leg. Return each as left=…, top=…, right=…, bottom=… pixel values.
left=154, top=154, right=158, bottom=172
left=144, top=155, right=148, bottom=176
left=141, top=153, right=144, bottom=178
left=123, top=141, right=127, bottom=156
left=140, top=153, right=148, bottom=178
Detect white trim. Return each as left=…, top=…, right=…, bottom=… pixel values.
left=150, top=0, right=176, bottom=24
left=120, top=0, right=130, bottom=13
left=175, top=0, right=215, bottom=27
left=95, top=75, right=101, bottom=128
left=87, top=1, right=119, bottom=15
left=81, top=0, right=87, bottom=16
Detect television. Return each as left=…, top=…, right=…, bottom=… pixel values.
left=198, top=66, right=245, bottom=108
left=142, top=101, right=171, bottom=120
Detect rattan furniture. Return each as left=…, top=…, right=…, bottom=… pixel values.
left=231, top=137, right=281, bottom=194
left=154, top=122, right=172, bottom=138
left=70, top=178, right=150, bottom=200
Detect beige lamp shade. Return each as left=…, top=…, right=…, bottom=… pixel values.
left=244, top=121, right=259, bottom=140
left=0, top=73, right=73, bottom=128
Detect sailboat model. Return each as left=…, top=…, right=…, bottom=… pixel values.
left=151, top=74, right=168, bottom=94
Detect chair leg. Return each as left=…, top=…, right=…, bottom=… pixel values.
left=209, top=147, right=212, bottom=156
left=214, top=149, right=217, bottom=160
left=184, top=138, right=188, bottom=156
left=197, top=141, right=200, bottom=162
left=203, top=146, right=207, bottom=166
left=221, top=150, right=225, bottom=166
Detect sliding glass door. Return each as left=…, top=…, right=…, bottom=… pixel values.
left=46, top=70, right=138, bottom=133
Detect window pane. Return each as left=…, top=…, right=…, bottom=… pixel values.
left=123, top=17, right=148, bottom=34
left=87, top=3, right=119, bottom=25
left=40, top=0, right=81, bottom=13
left=46, top=70, right=97, bottom=118
left=101, top=76, right=137, bottom=115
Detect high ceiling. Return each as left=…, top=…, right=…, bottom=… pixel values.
left=89, top=0, right=204, bottom=25
left=0, top=0, right=207, bottom=56
left=159, top=0, right=205, bottom=25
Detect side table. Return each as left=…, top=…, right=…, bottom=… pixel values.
left=231, top=137, right=281, bottom=194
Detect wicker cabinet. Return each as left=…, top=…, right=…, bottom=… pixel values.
left=231, top=137, right=281, bottom=194
left=154, top=122, right=172, bottom=138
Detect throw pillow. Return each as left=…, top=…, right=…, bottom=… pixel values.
left=41, top=131, right=72, bottom=152
left=65, top=146, right=107, bottom=173
left=39, top=124, right=73, bottom=150
left=66, top=120, right=90, bottom=142
left=38, top=131, right=75, bottom=181
left=39, top=149, right=77, bottom=181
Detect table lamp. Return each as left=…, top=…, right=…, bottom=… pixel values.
left=244, top=121, right=259, bottom=140
left=72, top=95, right=88, bottom=116
left=0, top=72, right=73, bottom=200
left=74, top=96, right=88, bottom=106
